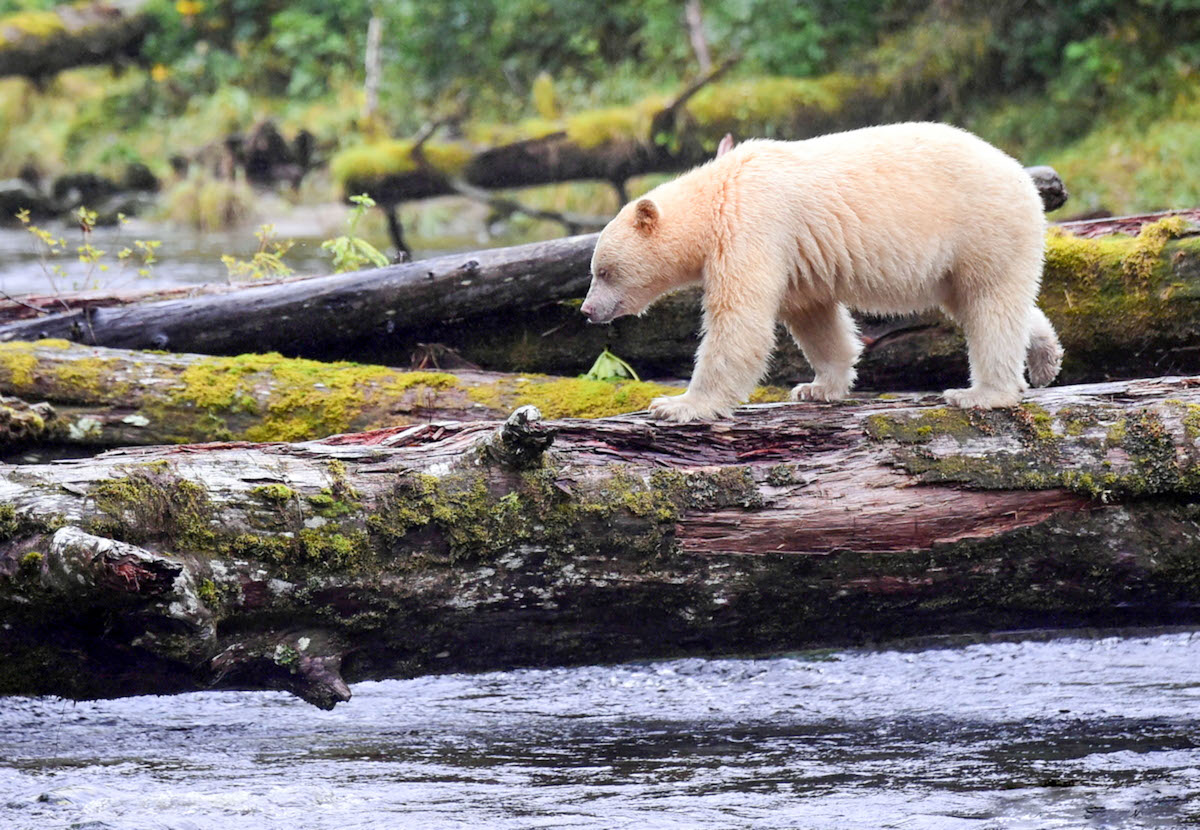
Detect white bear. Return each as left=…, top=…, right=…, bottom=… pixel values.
left=579, top=122, right=1063, bottom=422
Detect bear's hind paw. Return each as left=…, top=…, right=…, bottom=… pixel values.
left=790, top=381, right=849, bottom=402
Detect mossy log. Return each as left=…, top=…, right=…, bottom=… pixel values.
left=0, top=2, right=151, bottom=80
left=0, top=340, right=709, bottom=449
left=330, top=25, right=999, bottom=206
left=3, top=376, right=1200, bottom=708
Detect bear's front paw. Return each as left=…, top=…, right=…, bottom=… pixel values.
left=790, top=381, right=849, bottom=402
left=648, top=393, right=728, bottom=423
left=943, top=387, right=1021, bottom=409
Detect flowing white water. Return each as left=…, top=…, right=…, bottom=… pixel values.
left=2, top=631, right=1199, bottom=829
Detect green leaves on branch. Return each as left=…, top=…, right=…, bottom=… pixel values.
left=221, top=224, right=294, bottom=282
left=322, top=194, right=390, bottom=274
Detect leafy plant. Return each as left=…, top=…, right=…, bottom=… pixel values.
left=15, top=208, right=160, bottom=294
left=221, top=224, right=295, bottom=282
left=583, top=348, right=640, bottom=382
left=321, top=194, right=390, bottom=273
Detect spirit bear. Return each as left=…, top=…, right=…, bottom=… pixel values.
left=579, top=122, right=1063, bottom=423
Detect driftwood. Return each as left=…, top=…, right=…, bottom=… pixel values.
left=0, top=1, right=151, bottom=80
left=2, top=375, right=1200, bottom=708
left=0, top=340, right=692, bottom=449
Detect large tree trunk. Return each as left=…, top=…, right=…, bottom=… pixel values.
left=3, top=209, right=1197, bottom=392
left=0, top=340, right=694, bottom=449
left=2, top=375, right=1199, bottom=708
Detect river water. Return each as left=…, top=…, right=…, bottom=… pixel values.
left=1, top=630, right=1198, bottom=829
left=0, top=221, right=334, bottom=297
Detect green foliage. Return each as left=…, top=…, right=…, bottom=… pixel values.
left=160, top=171, right=254, bottom=232
left=321, top=195, right=390, bottom=273
left=15, top=208, right=160, bottom=293
left=221, top=224, right=295, bottom=282
left=582, top=349, right=640, bottom=382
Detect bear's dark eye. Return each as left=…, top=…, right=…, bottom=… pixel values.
left=596, top=267, right=610, bottom=280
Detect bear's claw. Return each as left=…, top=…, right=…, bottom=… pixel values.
left=648, top=394, right=728, bottom=423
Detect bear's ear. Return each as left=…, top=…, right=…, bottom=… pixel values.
left=633, top=198, right=659, bottom=234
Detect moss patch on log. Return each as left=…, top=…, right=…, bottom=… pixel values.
left=1041, top=218, right=1200, bottom=377
left=169, top=352, right=460, bottom=442
left=88, top=461, right=218, bottom=550
left=869, top=400, right=1200, bottom=503
left=467, top=376, right=676, bottom=419
left=368, top=464, right=764, bottom=565
left=0, top=11, right=64, bottom=45
left=330, top=139, right=474, bottom=190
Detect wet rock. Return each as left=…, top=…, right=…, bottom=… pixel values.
left=0, top=179, right=53, bottom=224
left=51, top=172, right=119, bottom=211
left=120, top=162, right=159, bottom=193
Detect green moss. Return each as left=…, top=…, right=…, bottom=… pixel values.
left=368, top=463, right=766, bottom=564
left=766, top=464, right=799, bottom=486
left=251, top=484, right=296, bottom=504
left=1039, top=221, right=1199, bottom=377
left=0, top=11, right=64, bottom=44
left=877, top=399, right=1200, bottom=503
left=307, top=491, right=358, bottom=518
left=51, top=356, right=126, bottom=403
left=17, top=550, right=42, bottom=576
left=747, top=386, right=791, bottom=404
left=863, top=407, right=982, bottom=444
left=1105, top=419, right=1128, bottom=448
left=223, top=527, right=370, bottom=573
left=0, top=503, right=61, bottom=543
left=330, top=139, right=474, bottom=188
left=688, top=76, right=843, bottom=137
left=196, top=578, right=219, bottom=606
left=88, top=463, right=216, bottom=550
left=0, top=342, right=38, bottom=392
left=170, top=352, right=460, bottom=442
left=566, top=97, right=668, bottom=149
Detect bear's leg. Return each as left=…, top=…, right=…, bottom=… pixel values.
left=1026, top=306, right=1064, bottom=387
left=941, top=292, right=1031, bottom=409
left=782, top=302, right=862, bottom=402
left=649, top=297, right=779, bottom=423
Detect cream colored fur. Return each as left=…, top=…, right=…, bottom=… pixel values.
left=581, top=122, right=1063, bottom=423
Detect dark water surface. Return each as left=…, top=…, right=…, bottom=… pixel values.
left=2, top=631, right=1199, bottom=829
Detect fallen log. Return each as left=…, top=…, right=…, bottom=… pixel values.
left=0, top=340, right=703, bottom=448
left=2, top=375, right=1200, bottom=708
left=0, top=2, right=151, bottom=80
left=330, top=23, right=997, bottom=210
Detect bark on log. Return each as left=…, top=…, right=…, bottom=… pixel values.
left=0, top=1, right=151, bottom=80
left=2, top=375, right=1200, bottom=707
left=0, top=340, right=694, bottom=449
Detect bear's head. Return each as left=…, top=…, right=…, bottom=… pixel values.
left=581, top=197, right=700, bottom=324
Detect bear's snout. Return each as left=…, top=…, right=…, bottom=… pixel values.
left=580, top=294, right=619, bottom=324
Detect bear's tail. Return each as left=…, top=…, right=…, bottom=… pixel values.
left=1026, top=306, right=1063, bottom=387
